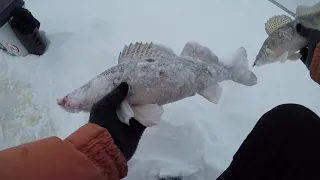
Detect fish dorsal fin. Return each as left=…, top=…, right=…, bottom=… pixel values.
left=265, top=15, right=292, bottom=36
left=296, top=2, right=320, bottom=18
left=180, top=42, right=219, bottom=64
left=118, top=42, right=177, bottom=64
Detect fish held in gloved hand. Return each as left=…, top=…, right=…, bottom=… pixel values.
left=57, top=41, right=257, bottom=126
left=253, top=2, right=320, bottom=67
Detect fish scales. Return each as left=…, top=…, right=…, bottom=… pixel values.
left=57, top=41, right=257, bottom=113
left=90, top=55, right=231, bottom=106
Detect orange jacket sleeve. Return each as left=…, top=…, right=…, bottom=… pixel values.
left=310, top=43, right=320, bottom=85
left=0, top=123, right=128, bottom=180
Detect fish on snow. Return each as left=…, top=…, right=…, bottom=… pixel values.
left=57, top=42, right=257, bottom=126
left=253, top=2, right=320, bottom=67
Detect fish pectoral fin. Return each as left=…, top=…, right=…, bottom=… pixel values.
left=116, top=100, right=134, bottom=125
left=197, top=83, right=223, bottom=104
left=277, top=51, right=289, bottom=63
left=131, top=104, right=164, bottom=127
left=287, top=53, right=302, bottom=61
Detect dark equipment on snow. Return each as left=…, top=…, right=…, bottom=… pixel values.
left=0, top=0, right=47, bottom=56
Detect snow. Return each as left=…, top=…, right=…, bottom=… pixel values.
left=0, top=0, right=319, bottom=179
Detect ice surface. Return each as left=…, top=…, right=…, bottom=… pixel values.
left=0, top=0, right=320, bottom=179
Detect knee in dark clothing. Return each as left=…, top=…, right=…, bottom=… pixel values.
left=217, top=104, right=320, bottom=180
left=268, top=103, right=315, bottom=116
left=257, top=103, right=319, bottom=128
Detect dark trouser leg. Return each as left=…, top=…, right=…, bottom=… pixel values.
left=217, top=104, right=320, bottom=180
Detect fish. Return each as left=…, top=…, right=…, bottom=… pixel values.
left=57, top=41, right=257, bottom=125
left=253, top=2, right=320, bottom=67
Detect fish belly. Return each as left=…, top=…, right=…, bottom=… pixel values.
left=58, top=58, right=214, bottom=112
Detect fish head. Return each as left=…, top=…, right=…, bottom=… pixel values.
left=57, top=79, right=113, bottom=113
left=253, top=38, right=280, bottom=67
left=57, top=88, right=93, bottom=113
left=253, top=30, right=297, bottom=67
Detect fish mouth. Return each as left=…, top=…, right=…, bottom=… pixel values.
left=253, top=43, right=275, bottom=67
left=57, top=97, right=89, bottom=113
left=253, top=51, right=270, bottom=67
left=252, top=60, right=258, bottom=67
left=252, top=58, right=264, bottom=67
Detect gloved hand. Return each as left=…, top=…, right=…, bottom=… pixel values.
left=296, top=24, right=320, bottom=69
left=89, top=82, right=146, bottom=161
left=296, top=24, right=320, bottom=84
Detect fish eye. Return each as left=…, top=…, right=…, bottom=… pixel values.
left=268, top=38, right=276, bottom=48
left=265, top=47, right=273, bottom=54
left=146, top=59, right=155, bottom=62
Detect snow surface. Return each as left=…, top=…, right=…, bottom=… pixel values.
left=0, top=0, right=319, bottom=179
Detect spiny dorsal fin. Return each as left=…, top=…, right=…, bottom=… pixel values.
left=265, top=15, right=292, bottom=36
left=118, top=42, right=176, bottom=64
left=296, top=2, right=320, bottom=18
left=180, top=42, right=219, bottom=64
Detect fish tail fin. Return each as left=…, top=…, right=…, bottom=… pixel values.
left=229, top=47, right=258, bottom=86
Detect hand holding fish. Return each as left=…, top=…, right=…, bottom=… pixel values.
left=296, top=24, right=320, bottom=84
left=296, top=24, right=320, bottom=68
left=89, top=82, right=146, bottom=161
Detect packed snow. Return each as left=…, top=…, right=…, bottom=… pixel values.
left=0, top=0, right=319, bottom=179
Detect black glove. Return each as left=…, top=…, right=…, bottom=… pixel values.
left=297, top=24, right=320, bottom=69
left=89, top=82, right=146, bottom=161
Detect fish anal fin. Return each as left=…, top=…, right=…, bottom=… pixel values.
left=197, top=83, right=223, bottom=104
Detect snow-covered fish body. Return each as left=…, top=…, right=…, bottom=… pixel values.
left=253, top=2, right=320, bottom=67
left=57, top=42, right=257, bottom=113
